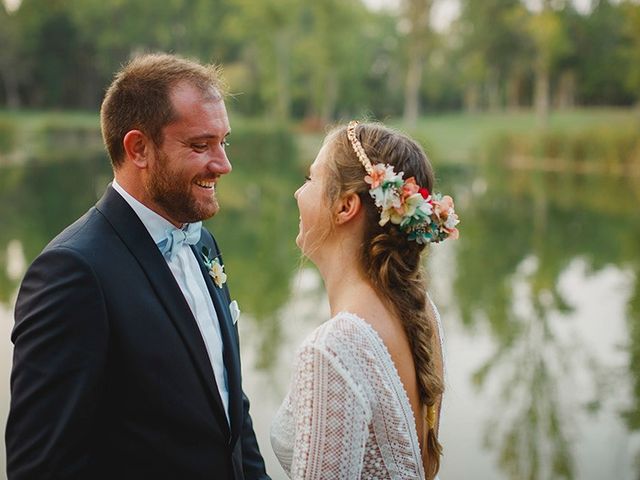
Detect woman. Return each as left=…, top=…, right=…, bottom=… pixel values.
left=270, top=121, right=459, bottom=479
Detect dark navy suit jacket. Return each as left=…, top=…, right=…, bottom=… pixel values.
left=6, top=186, right=269, bottom=480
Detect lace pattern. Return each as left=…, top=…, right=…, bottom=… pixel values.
left=271, top=310, right=443, bottom=479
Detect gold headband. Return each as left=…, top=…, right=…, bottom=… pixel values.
left=347, top=121, right=374, bottom=175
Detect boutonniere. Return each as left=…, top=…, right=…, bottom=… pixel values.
left=201, top=246, right=227, bottom=288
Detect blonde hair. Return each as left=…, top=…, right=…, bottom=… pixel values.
left=323, top=122, right=444, bottom=478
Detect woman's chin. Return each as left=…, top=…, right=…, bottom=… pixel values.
left=296, top=234, right=314, bottom=260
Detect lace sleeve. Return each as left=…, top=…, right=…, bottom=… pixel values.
left=288, top=342, right=372, bottom=479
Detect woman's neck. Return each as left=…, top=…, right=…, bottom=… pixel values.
left=315, top=242, right=388, bottom=320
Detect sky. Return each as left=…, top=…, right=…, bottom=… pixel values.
left=363, top=0, right=595, bottom=31
left=363, top=0, right=460, bottom=31
left=2, top=0, right=605, bottom=22
left=2, top=0, right=19, bottom=12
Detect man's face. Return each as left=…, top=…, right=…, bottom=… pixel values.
left=146, top=82, right=231, bottom=226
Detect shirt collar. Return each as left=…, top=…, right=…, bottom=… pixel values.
left=111, top=178, right=181, bottom=245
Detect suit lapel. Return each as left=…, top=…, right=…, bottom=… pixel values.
left=192, top=238, right=243, bottom=446
left=95, top=186, right=230, bottom=436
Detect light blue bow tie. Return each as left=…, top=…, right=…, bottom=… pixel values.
left=156, top=221, right=202, bottom=260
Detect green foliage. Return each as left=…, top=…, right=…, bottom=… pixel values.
left=0, top=116, right=16, bottom=153
left=2, top=0, right=639, bottom=116
left=621, top=0, right=640, bottom=97
left=574, top=0, right=633, bottom=105
left=0, top=110, right=102, bottom=160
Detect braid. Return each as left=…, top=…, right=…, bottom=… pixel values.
left=323, top=122, right=444, bottom=478
left=363, top=220, right=444, bottom=479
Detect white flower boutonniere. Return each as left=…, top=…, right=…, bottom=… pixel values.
left=201, top=246, right=227, bottom=288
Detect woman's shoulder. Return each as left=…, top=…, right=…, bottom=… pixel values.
left=295, top=311, right=386, bottom=371
left=303, top=311, right=376, bottom=348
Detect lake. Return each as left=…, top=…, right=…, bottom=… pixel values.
left=0, top=131, right=639, bottom=479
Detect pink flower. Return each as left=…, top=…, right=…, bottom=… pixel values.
left=401, top=177, right=420, bottom=201
left=364, top=164, right=386, bottom=189
left=432, top=195, right=455, bottom=221
left=433, top=195, right=460, bottom=238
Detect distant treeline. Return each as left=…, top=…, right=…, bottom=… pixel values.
left=1, top=0, right=639, bottom=123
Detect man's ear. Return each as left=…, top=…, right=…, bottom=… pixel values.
left=123, top=130, right=152, bottom=169
left=335, top=192, right=362, bottom=225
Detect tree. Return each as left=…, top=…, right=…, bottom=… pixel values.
left=574, top=0, right=631, bottom=105
left=528, top=2, right=572, bottom=127
left=401, top=0, right=432, bottom=127
left=456, top=0, right=530, bottom=112
left=0, top=4, right=25, bottom=107
left=226, top=0, right=302, bottom=121
left=621, top=1, right=640, bottom=105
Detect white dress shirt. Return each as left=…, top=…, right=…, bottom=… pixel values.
left=112, top=179, right=230, bottom=422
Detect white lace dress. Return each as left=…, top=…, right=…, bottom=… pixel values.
left=270, top=309, right=444, bottom=479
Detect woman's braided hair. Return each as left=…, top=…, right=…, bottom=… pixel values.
left=323, top=122, right=444, bottom=479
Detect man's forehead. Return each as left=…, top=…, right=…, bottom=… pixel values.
left=170, top=81, right=222, bottom=106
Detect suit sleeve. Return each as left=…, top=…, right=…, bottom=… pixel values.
left=6, top=247, right=109, bottom=479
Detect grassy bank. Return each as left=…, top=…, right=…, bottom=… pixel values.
left=400, top=107, right=640, bottom=164
left=2, top=107, right=639, bottom=167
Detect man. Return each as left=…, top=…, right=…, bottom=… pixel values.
left=6, top=53, right=270, bottom=480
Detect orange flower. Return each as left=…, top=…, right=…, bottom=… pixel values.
left=433, top=195, right=455, bottom=221
left=401, top=177, right=420, bottom=201
left=364, top=166, right=386, bottom=189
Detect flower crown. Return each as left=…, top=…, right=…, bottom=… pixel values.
left=347, top=121, right=459, bottom=244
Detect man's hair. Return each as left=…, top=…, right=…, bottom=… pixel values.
left=100, top=53, right=225, bottom=168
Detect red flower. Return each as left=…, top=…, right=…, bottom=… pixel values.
left=419, top=187, right=430, bottom=199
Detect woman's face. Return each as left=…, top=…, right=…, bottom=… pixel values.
left=294, top=144, right=332, bottom=258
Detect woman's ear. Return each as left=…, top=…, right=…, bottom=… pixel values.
left=335, top=192, right=362, bottom=225
left=123, top=130, right=151, bottom=169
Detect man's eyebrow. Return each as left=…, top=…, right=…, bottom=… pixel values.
left=185, top=131, right=231, bottom=142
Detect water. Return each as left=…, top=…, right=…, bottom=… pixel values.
left=0, top=145, right=639, bottom=479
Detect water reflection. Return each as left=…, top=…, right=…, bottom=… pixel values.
left=0, top=138, right=639, bottom=478
left=0, top=154, right=113, bottom=304
left=453, top=165, right=640, bottom=479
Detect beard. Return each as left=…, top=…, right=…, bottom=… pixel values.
left=147, top=147, right=219, bottom=224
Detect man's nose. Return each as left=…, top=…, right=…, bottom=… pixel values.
left=209, top=148, right=232, bottom=175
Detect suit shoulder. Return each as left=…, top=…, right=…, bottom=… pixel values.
left=37, top=207, right=114, bottom=269
left=45, top=207, right=109, bottom=252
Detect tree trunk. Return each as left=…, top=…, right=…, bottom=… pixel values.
left=506, top=70, right=523, bottom=111
left=274, top=30, right=291, bottom=121
left=1, top=69, right=21, bottom=109
left=486, top=68, right=500, bottom=111
left=320, top=70, right=338, bottom=125
left=534, top=61, right=550, bottom=128
left=554, top=70, right=575, bottom=109
left=464, top=84, right=480, bottom=113
left=402, top=0, right=431, bottom=128
left=403, top=54, right=422, bottom=128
